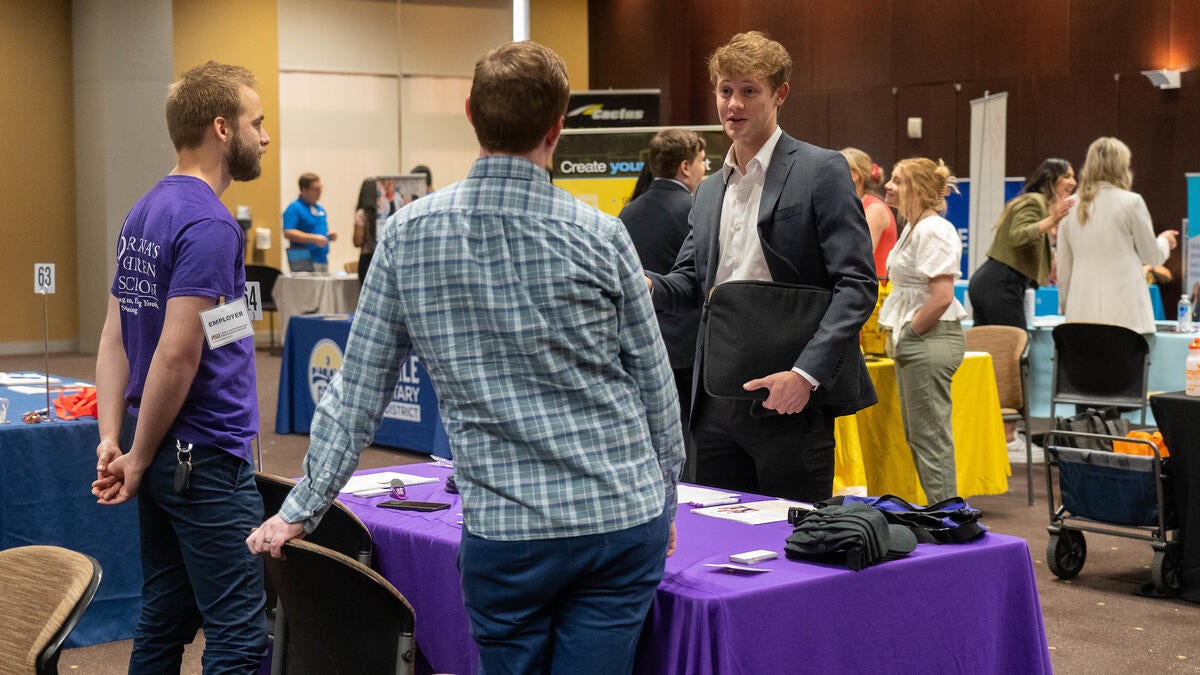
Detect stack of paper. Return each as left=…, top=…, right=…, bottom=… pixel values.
left=0, top=373, right=61, bottom=386
left=690, top=499, right=812, bottom=525
left=677, top=485, right=740, bottom=507
left=339, top=472, right=439, bottom=497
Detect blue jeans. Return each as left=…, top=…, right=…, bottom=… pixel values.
left=458, top=509, right=670, bottom=675
left=128, top=440, right=267, bottom=674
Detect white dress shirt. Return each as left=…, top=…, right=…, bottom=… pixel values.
left=715, top=126, right=782, bottom=286
left=714, top=127, right=819, bottom=388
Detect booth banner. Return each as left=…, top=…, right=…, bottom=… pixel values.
left=553, top=126, right=729, bottom=216
left=376, top=174, right=428, bottom=226
left=1187, top=174, right=1200, bottom=315
left=945, top=177, right=1024, bottom=279
left=968, top=91, right=1008, bottom=277
left=565, top=90, right=660, bottom=128
left=306, top=334, right=442, bottom=437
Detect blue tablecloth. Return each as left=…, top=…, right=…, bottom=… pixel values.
left=276, top=315, right=450, bottom=457
left=0, top=376, right=140, bottom=647
left=957, top=281, right=1164, bottom=320
left=1035, top=285, right=1165, bottom=320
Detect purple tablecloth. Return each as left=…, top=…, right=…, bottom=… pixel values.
left=344, top=464, right=1052, bottom=675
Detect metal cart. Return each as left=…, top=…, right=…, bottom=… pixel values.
left=1044, top=430, right=1182, bottom=594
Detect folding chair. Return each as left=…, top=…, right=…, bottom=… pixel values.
left=1049, top=322, right=1151, bottom=425
left=262, top=539, right=417, bottom=675
left=256, top=472, right=375, bottom=675
left=965, top=325, right=1035, bottom=504
left=245, top=264, right=284, bottom=354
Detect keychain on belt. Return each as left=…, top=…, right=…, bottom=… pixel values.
left=174, top=440, right=193, bottom=493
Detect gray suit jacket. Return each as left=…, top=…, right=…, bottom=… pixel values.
left=649, top=132, right=878, bottom=417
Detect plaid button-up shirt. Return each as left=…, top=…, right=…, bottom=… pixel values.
left=281, top=156, right=685, bottom=540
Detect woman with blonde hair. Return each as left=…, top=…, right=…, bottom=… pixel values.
left=1056, top=137, right=1177, bottom=334
left=841, top=147, right=897, bottom=277
left=878, top=158, right=967, bottom=503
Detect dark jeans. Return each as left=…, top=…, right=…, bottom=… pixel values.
left=691, top=389, right=836, bottom=503
left=129, top=441, right=267, bottom=674
left=968, top=257, right=1033, bottom=328
left=458, top=509, right=670, bottom=675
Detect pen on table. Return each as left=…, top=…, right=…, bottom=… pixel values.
left=690, top=496, right=740, bottom=508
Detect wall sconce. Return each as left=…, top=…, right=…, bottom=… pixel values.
left=906, top=117, right=923, bottom=139
left=1141, top=69, right=1181, bottom=90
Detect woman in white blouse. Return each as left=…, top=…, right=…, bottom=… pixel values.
left=1056, top=137, right=1178, bottom=334
left=878, top=158, right=967, bottom=504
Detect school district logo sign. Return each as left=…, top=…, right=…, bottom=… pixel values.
left=308, top=339, right=344, bottom=404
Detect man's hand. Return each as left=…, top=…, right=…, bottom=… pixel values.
left=645, top=275, right=653, bottom=292
left=328, top=232, right=338, bottom=243
left=92, top=452, right=150, bottom=505
left=247, top=515, right=307, bottom=559
left=93, top=439, right=123, bottom=495
left=743, top=370, right=814, bottom=415
left=667, top=522, right=677, bottom=557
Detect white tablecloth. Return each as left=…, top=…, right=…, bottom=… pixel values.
left=273, top=274, right=360, bottom=342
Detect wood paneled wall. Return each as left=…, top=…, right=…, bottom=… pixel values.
left=590, top=0, right=1200, bottom=300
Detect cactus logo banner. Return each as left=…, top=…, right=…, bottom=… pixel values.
left=564, top=90, right=660, bottom=129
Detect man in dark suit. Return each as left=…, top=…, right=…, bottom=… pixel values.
left=620, top=129, right=707, bottom=476
left=647, top=31, right=877, bottom=502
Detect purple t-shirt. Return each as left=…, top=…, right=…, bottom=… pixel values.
left=111, top=175, right=257, bottom=463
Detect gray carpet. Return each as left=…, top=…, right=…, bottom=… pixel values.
left=4, top=350, right=1197, bottom=674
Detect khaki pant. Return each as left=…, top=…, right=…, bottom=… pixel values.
left=887, top=320, right=965, bottom=504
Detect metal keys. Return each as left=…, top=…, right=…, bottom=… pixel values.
left=174, top=440, right=193, bottom=494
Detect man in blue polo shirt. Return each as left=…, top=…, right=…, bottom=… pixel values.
left=283, top=172, right=337, bottom=272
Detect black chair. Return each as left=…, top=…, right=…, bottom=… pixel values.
left=262, top=539, right=417, bottom=675
left=245, top=264, right=283, bottom=354
left=256, top=472, right=375, bottom=675
left=0, top=545, right=102, bottom=674
left=1050, top=323, right=1151, bottom=425
left=255, top=472, right=373, bottom=565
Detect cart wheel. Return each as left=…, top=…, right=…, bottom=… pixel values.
left=1151, top=547, right=1182, bottom=595
left=1047, top=530, right=1086, bottom=579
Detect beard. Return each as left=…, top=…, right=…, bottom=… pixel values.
left=228, top=127, right=262, bottom=182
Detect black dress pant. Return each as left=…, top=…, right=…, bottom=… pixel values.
left=690, top=387, right=835, bottom=503
left=968, top=257, right=1034, bottom=328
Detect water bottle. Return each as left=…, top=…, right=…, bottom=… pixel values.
left=1187, top=338, right=1200, bottom=397
left=1179, top=294, right=1193, bottom=333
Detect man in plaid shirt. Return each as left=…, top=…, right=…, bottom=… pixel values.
left=249, top=41, right=684, bottom=674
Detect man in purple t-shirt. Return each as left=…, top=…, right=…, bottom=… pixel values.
left=92, top=61, right=271, bottom=673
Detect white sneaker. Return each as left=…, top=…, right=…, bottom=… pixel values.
left=1007, top=433, right=1044, bottom=464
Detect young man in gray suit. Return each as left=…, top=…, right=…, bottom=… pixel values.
left=647, top=31, right=877, bottom=502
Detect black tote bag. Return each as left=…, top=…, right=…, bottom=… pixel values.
left=702, top=280, right=859, bottom=407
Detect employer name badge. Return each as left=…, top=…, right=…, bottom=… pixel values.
left=200, top=298, right=255, bottom=350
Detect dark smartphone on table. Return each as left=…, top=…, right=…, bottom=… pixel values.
left=376, top=500, right=451, bottom=512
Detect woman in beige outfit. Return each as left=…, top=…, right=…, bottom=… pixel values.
left=1056, top=137, right=1177, bottom=334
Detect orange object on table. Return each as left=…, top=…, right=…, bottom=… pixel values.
left=53, top=386, right=98, bottom=420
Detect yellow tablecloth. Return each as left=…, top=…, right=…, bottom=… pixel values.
left=833, top=352, right=1009, bottom=503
